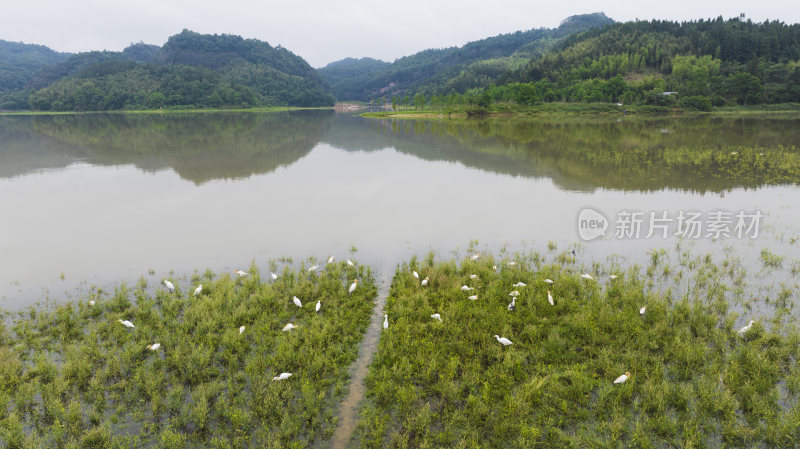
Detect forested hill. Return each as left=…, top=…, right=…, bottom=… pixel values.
left=317, top=12, right=614, bottom=101
left=490, top=16, right=800, bottom=107
left=0, top=40, right=71, bottom=93
left=0, top=30, right=335, bottom=111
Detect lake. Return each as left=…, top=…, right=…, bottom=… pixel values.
left=2, top=110, right=799, bottom=310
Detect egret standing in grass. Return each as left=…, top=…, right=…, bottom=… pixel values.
left=421, top=277, right=429, bottom=286
left=147, top=343, right=161, bottom=351
left=610, top=275, right=618, bottom=280
left=271, top=272, right=277, bottom=280
left=738, top=320, right=755, bottom=336
left=193, top=285, right=202, bottom=296
left=509, top=290, right=520, bottom=297
left=413, top=271, right=419, bottom=279
left=513, top=281, right=526, bottom=287
left=282, top=323, right=297, bottom=332
left=234, top=270, right=248, bottom=277
left=349, top=279, right=358, bottom=293
left=580, top=273, right=594, bottom=280
left=383, top=314, right=389, bottom=329
left=431, top=313, right=442, bottom=322
left=163, top=280, right=175, bottom=293
left=239, top=325, right=245, bottom=334
left=614, top=372, right=630, bottom=384
left=461, top=285, right=473, bottom=291
left=315, top=300, right=321, bottom=312
left=468, top=294, right=478, bottom=301
left=547, top=290, right=554, bottom=306
left=308, top=265, right=318, bottom=272
left=508, top=297, right=515, bottom=311
left=494, top=335, right=513, bottom=346
left=544, top=279, right=554, bottom=284
left=347, top=259, right=354, bottom=266
left=327, top=256, right=334, bottom=264
left=293, top=296, right=302, bottom=308
left=118, top=319, right=135, bottom=328
left=470, top=274, right=478, bottom=280
left=640, top=305, right=646, bottom=315
left=88, top=300, right=95, bottom=306
left=273, top=372, right=292, bottom=381
left=470, top=253, right=480, bottom=261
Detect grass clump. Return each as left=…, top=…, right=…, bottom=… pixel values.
left=353, top=253, right=800, bottom=448
left=0, top=260, right=375, bottom=447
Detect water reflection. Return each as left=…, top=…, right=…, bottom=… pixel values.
left=2, top=112, right=799, bottom=192
left=1, top=110, right=335, bottom=184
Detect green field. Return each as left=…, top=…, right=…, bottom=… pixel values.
left=0, top=260, right=375, bottom=448
left=353, top=251, right=800, bottom=448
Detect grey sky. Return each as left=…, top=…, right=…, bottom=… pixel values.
left=3, top=1, right=798, bottom=68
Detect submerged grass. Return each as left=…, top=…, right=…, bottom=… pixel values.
left=0, top=260, right=375, bottom=448
left=353, top=252, right=800, bottom=448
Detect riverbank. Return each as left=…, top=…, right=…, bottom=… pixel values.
left=360, top=102, right=800, bottom=119
left=0, top=106, right=333, bottom=116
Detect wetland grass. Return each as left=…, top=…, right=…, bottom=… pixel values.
left=353, top=251, right=800, bottom=448
left=0, top=261, right=376, bottom=448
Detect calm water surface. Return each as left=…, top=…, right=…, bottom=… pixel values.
left=2, top=111, right=799, bottom=309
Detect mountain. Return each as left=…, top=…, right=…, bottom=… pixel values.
left=318, top=13, right=614, bottom=101
left=3, top=30, right=334, bottom=111
left=497, top=16, right=800, bottom=106
left=0, top=40, right=71, bottom=93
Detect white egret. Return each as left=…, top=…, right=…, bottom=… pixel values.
left=508, top=297, right=515, bottom=311
left=509, top=290, right=520, bottom=297
left=547, top=290, right=554, bottom=306
left=468, top=295, right=478, bottom=301
left=272, top=372, right=292, bottom=381
left=118, top=319, right=135, bottom=328
left=544, top=279, right=554, bottom=284
left=613, top=372, right=630, bottom=384
left=431, top=313, right=442, bottom=322
left=580, top=273, right=594, bottom=280
left=640, top=305, right=646, bottom=315
left=282, top=323, right=297, bottom=332
left=470, top=253, right=480, bottom=261
left=469, top=274, right=478, bottom=280
left=421, top=277, right=429, bottom=286
left=413, top=271, right=419, bottom=279
left=347, top=259, right=354, bottom=266
left=383, top=314, right=389, bottom=329
left=461, top=285, right=473, bottom=291
left=513, top=282, right=526, bottom=287
left=193, top=285, right=202, bottom=296
left=507, top=261, right=517, bottom=266
left=328, top=256, right=334, bottom=264
left=610, top=275, right=618, bottom=280
left=349, top=279, right=358, bottom=293
left=271, top=272, right=278, bottom=280
left=234, top=270, right=248, bottom=277
left=308, top=265, right=318, bottom=272
left=738, top=320, right=755, bottom=335
left=293, top=296, right=302, bottom=308
left=494, top=335, right=513, bottom=346
left=239, top=325, right=245, bottom=334
left=88, top=300, right=95, bottom=306
left=147, top=343, right=161, bottom=351
left=163, top=280, right=175, bottom=292
left=492, top=265, right=497, bottom=270
left=315, top=300, right=321, bottom=312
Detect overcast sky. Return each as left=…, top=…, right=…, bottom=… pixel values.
left=3, top=1, right=798, bottom=68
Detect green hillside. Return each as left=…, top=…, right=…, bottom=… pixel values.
left=318, top=13, right=614, bottom=101
left=490, top=16, right=800, bottom=107
left=0, top=40, right=71, bottom=94
left=1, top=30, right=334, bottom=111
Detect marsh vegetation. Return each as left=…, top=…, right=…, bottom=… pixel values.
left=0, top=260, right=375, bottom=448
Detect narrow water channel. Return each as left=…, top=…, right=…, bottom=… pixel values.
left=327, top=268, right=392, bottom=449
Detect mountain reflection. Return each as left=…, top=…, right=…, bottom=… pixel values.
left=1, top=111, right=799, bottom=192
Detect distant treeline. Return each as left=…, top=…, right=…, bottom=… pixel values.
left=379, top=16, right=800, bottom=110
left=0, top=30, right=334, bottom=111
